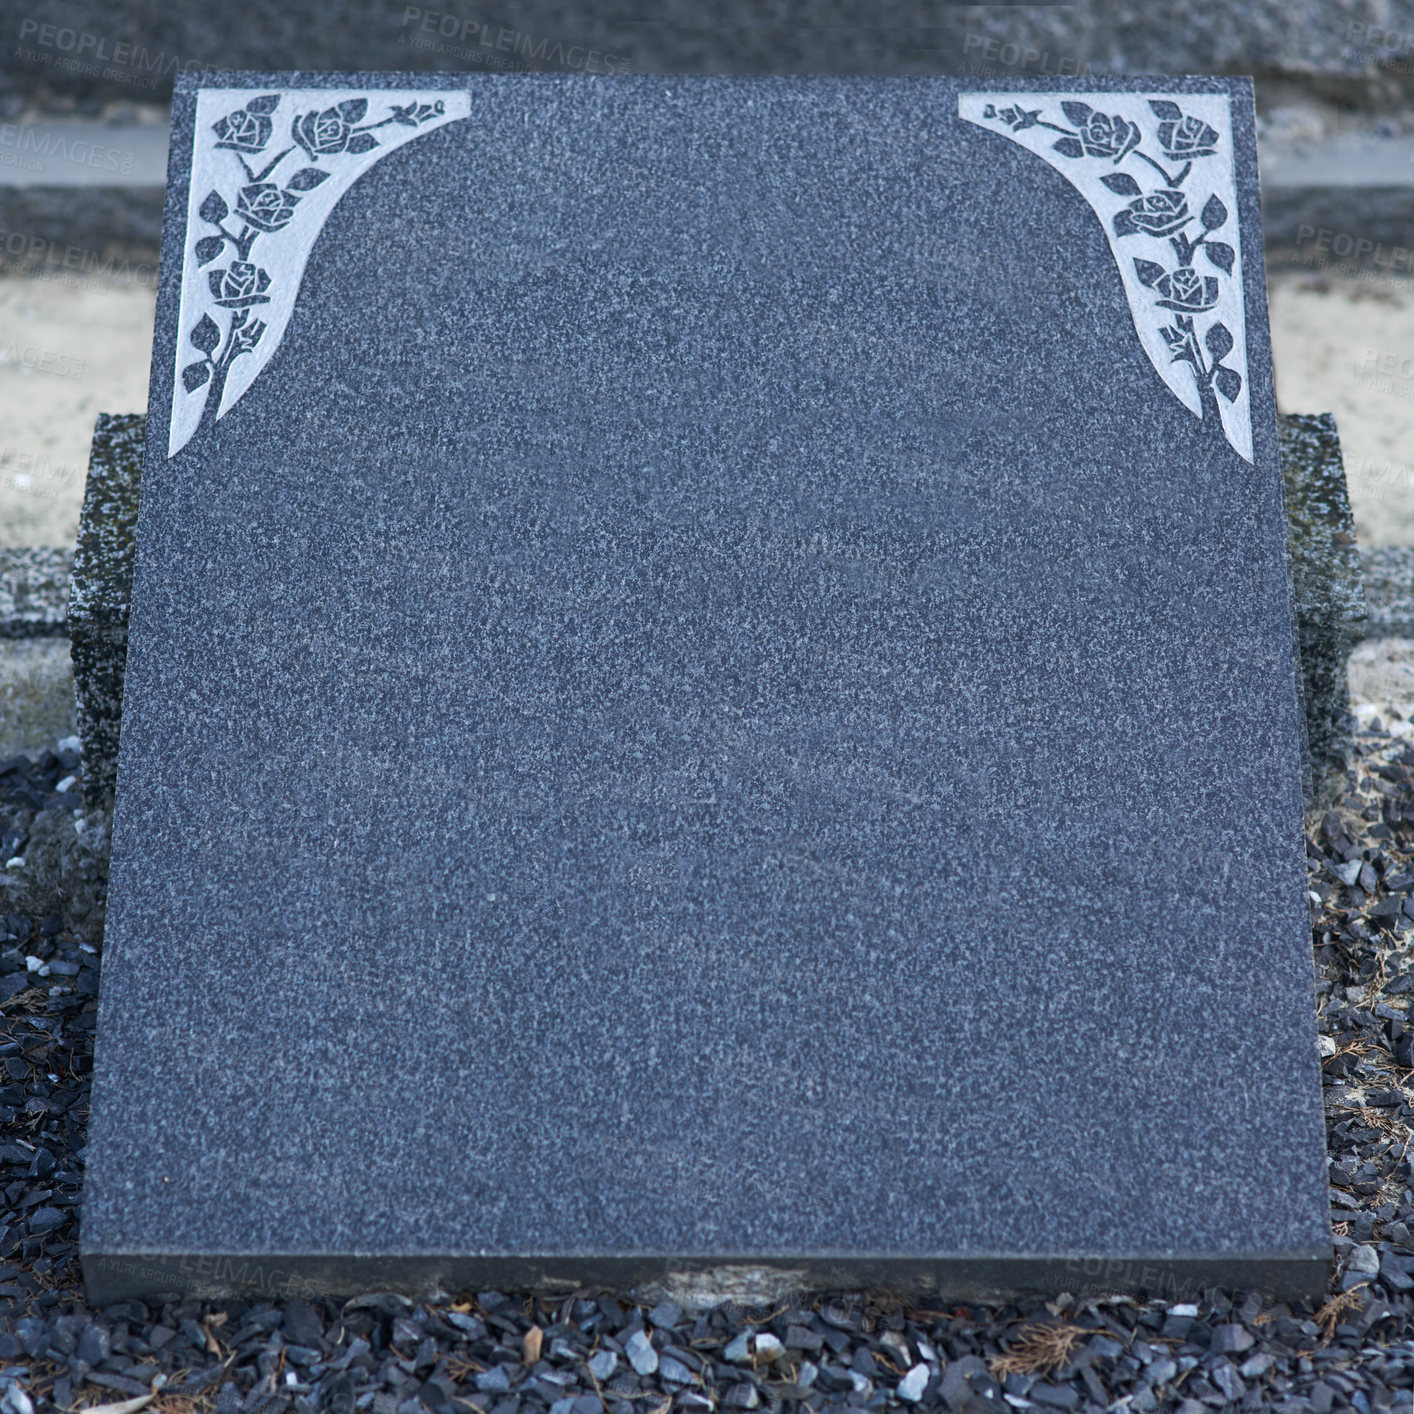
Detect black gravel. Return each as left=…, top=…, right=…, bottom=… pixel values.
left=4, top=732, right=1414, bottom=1414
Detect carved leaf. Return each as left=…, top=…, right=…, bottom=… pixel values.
left=1052, top=137, right=1085, bottom=159
left=245, top=94, right=281, bottom=115
left=337, top=98, right=369, bottom=123
left=198, top=190, right=228, bottom=225
left=346, top=132, right=379, bottom=154
left=1204, top=241, right=1235, bottom=273
left=189, top=314, right=220, bottom=354
left=1060, top=101, right=1094, bottom=127
left=1205, top=322, right=1234, bottom=361
left=1100, top=172, right=1142, bottom=196
left=286, top=167, right=332, bottom=191
left=1149, top=100, right=1183, bottom=120
left=1214, top=366, right=1243, bottom=402
left=194, top=235, right=225, bottom=266
left=1200, top=194, right=1228, bottom=230
left=1133, top=259, right=1166, bottom=288
left=181, top=361, right=211, bottom=392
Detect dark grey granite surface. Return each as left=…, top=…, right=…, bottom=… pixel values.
left=65, top=410, right=1369, bottom=810
left=68, top=413, right=144, bottom=810
left=1277, top=412, right=1366, bottom=797
left=83, top=73, right=1329, bottom=1305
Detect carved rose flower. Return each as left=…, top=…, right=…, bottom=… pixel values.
left=1112, top=189, right=1190, bottom=238
left=1076, top=110, right=1140, bottom=160
left=1052, top=103, right=1142, bottom=165
left=1154, top=267, right=1219, bottom=313
left=292, top=99, right=379, bottom=159
left=208, top=261, right=272, bottom=309
left=1158, top=113, right=1220, bottom=161
left=235, top=182, right=300, bottom=233
left=212, top=107, right=272, bottom=154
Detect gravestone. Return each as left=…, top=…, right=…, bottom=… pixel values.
left=82, top=73, right=1330, bottom=1305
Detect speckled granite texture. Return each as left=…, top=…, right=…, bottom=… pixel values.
left=68, top=413, right=145, bottom=811
left=1277, top=412, right=1367, bottom=794
left=0, top=548, right=71, bottom=638
left=83, top=73, right=1329, bottom=1305
left=63, top=412, right=1372, bottom=809
left=1362, top=549, right=1414, bottom=639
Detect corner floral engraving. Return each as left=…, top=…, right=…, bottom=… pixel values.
left=959, top=93, right=1253, bottom=463
left=170, top=88, right=469, bottom=458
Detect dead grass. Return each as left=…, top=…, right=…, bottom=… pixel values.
left=1315, top=1284, right=1369, bottom=1343
left=150, top=1395, right=215, bottom=1414
left=989, top=1322, right=1086, bottom=1378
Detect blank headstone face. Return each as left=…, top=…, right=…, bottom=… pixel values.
left=81, top=73, right=1329, bottom=1304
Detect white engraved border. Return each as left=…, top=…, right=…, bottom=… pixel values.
left=960, top=92, right=1253, bottom=464
left=170, top=88, right=470, bottom=458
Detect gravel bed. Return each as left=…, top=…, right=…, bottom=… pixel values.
left=3, top=735, right=1414, bottom=1414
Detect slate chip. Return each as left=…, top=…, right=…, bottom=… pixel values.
left=623, top=1330, right=657, bottom=1376
left=1209, top=1322, right=1255, bottom=1354
left=646, top=1301, right=681, bottom=1330
left=1027, top=1382, right=1080, bottom=1410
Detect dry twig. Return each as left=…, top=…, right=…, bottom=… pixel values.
left=990, top=1323, right=1085, bottom=1378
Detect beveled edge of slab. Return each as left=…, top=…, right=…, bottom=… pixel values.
left=82, top=1247, right=1331, bottom=1308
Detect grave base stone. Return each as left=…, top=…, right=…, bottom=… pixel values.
left=1277, top=412, right=1367, bottom=799
left=67, top=412, right=144, bottom=811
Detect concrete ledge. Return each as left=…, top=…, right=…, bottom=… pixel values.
left=0, top=187, right=163, bottom=278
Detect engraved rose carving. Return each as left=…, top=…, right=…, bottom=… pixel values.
left=208, top=261, right=272, bottom=309
left=292, top=99, right=381, bottom=159
left=1150, top=265, right=1219, bottom=313
left=211, top=95, right=279, bottom=154
left=177, top=91, right=461, bottom=454
left=1150, top=101, right=1220, bottom=162
left=1112, top=189, right=1191, bottom=238
left=975, top=93, right=1247, bottom=450
left=234, top=181, right=301, bottom=233
left=1050, top=102, right=1141, bottom=163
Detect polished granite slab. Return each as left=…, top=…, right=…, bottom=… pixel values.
left=81, top=72, right=1329, bottom=1304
